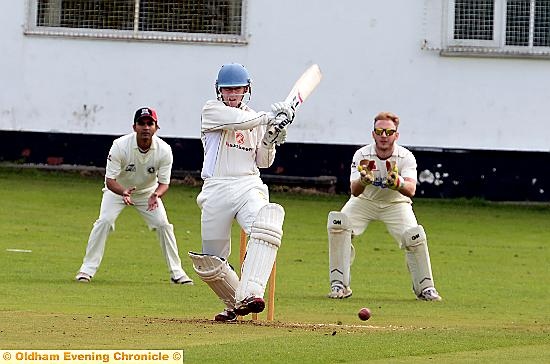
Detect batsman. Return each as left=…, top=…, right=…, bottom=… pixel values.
left=188, top=63, right=295, bottom=322
left=327, top=111, right=442, bottom=301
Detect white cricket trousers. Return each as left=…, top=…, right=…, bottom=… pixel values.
left=197, top=175, right=269, bottom=259
left=78, top=190, right=185, bottom=279
left=342, top=196, right=418, bottom=246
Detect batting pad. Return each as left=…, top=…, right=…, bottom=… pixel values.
left=188, top=252, right=239, bottom=308
left=401, top=225, right=435, bottom=295
left=236, top=203, right=285, bottom=302
left=327, top=211, right=353, bottom=287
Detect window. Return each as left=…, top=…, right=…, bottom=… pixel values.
left=442, top=0, right=550, bottom=56
left=453, top=0, right=496, bottom=42
left=26, top=0, right=247, bottom=44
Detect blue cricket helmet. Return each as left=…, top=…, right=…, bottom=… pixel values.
left=215, top=63, right=252, bottom=105
left=216, top=63, right=251, bottom=88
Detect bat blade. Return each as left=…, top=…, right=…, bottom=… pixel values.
left=285, top=64, right=322, bottom=111
left=266, top=64, right=322, bottom=140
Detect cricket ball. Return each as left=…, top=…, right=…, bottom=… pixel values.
left=358, top=307, right=371, bottom=321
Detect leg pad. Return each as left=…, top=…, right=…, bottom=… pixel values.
left=188, top=252, right=239, bottom=308
left=236, top=203, right=284, bottom=303
left=327, top=211, right=353, bottom=288
left=401, top=225, right=435, bottom=295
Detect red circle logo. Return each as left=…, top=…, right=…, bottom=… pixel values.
left=236, top=132, right=245, bottom=144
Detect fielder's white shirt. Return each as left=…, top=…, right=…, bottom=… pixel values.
left=200, top=100, right=275, bottom=179
left=350, top=143, right=417, bottom=204
left=105, top=132, right=173, bottom=194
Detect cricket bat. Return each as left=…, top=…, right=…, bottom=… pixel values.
left=277, top=64, right=323, bottom=128
left=264, top=64, right=322, bottom=144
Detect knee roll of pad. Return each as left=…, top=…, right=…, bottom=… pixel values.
left=188, top=252, right=236, bottom=282
left=250, top=203, right=285, bottom=248
left=188, top=252, right=239, bottom=308
left=401, top=225, right=427, bottom=250
left=327, top=211, right=351, bottom=232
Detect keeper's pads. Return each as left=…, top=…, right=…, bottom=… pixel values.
left=327, top=211, right=353, bottom=287
left=400, top=225, right=435, bottom=295
left=236, top=203, right=285, bottom=302
left=188, top=252, right=239, bottom=308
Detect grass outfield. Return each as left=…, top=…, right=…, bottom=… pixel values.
left=1, top=168, right=549, bottom=363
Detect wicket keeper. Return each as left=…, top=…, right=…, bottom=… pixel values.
left=327, top=112, right=442, bottom=301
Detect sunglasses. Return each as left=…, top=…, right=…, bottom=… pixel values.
left=373, top=128, right=397, bottom=136
left=137, top=120, right=155, bottom=127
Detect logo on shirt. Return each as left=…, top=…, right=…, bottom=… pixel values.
left=147, top=167, right=156, bottom=174
left=225, top=141, right=253, bottom=152
left=235, top=131, right=245, bottom=144
left=353, top=161, right=379, bottom=170
left=125, top=164, right=136, bottom=172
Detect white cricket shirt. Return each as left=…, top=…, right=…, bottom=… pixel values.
left=104, top=132, right=173, bottom=193
left=200, top=100, right=275, bottom=179
left=350, top=143, right=417, bottom=203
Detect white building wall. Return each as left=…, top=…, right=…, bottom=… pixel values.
left=1, top=1, right=549, bottom=151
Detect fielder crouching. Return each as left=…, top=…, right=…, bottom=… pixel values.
left=327, top=111, right=442, bottom=301
left=75, top=107, right=193, bottom=285
left=189, top=63, right=294, bottom=322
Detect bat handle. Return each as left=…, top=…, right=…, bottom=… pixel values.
left=268, top=116, right=291, bottom=137
left=276, top=113, right=292, bottom=128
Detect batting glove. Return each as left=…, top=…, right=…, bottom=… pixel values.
left=385, top=161, right=405, bottom=190
left=262, top=125, right=287, bottom=147
left=358, top=160, right=375, bottom=186
left=270, top=101, right=295, bottom=124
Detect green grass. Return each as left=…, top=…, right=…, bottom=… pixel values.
left=1, top=168, right=549, bottom=363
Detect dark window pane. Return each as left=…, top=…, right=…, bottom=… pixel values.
left=506, top=0, right=530, bottom=46
left=138, top=0, right=242, bottom=35
left=35, top=0, right=243, bottom=35
left=37, top=0, right=134, bottom=30
left=454, top=0, right=494, bottom=40
left=534, top=0, right=550, bottom=46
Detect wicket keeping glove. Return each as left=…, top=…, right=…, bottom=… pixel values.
left=385, top=161, right=405, bottom=190
left=358, top=160, right=375, bottom=186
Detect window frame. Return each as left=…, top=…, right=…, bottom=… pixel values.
left=446, top=0, right=503, bottom=47
left=442, top=0, right=550, bottom=57
left=24, top=0, right=248, bottom=45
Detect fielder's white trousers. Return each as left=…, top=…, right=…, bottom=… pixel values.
left=342, top=196, right=418, bottom=245
left=78, top=190, right=185, bottom=279
left=197, top=175, right=269, bottom=259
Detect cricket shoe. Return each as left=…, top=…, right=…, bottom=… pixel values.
left=75, top=272, right=92, bottom=283
left=327, top=283, right=352, bottom=299
left=214, top=309, right=237, bottom=323
left=234, top=296, right=265, bottom=316
left=417, top=287, right=442, bottom=301
left=170, top=273, right=194, bottom=285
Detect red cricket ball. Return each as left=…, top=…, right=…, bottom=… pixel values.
left=358, top=307, right=371, bottom=321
